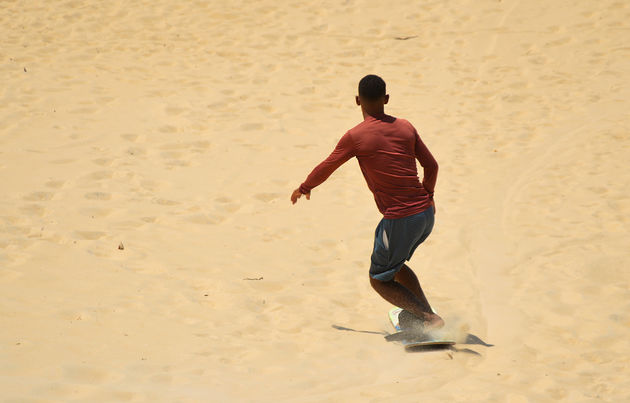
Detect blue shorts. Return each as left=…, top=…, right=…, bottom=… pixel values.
left=369, top=207, right=435, bottom=281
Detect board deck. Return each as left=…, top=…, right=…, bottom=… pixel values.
left=387, top=307, right=455, bottom=349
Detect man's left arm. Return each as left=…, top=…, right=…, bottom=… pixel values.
left=414, top=132, right=438, bottom=194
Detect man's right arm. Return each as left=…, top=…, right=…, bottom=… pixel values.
left=291, top=132, right=356, bottom=204
left=298, top=132, right=356, bottom=194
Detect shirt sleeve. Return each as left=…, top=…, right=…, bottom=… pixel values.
left=299, top=132, right=356, bottom=194
left=414, top=131, right=438, bottom=194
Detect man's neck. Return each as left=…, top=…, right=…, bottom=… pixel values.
left=362, top=108, right=385, bottom=119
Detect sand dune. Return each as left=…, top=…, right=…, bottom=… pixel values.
left=1, top=0, right=629, bottom=401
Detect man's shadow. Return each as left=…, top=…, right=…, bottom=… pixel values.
left=332, top=324, right=493, bottom=355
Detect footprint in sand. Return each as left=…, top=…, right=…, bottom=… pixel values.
left=23, top=191, right=54, bottom=201
left=63, top=365, right=117, bottom=384
left=158, top=143, right=202, bottom=167
left=74, top=231, right=107, bottom=240
left=237, top=142, right=268, bottom=152
left=165, top=160, right=191, bottom=168
left=20, top=204, right=47, bottom=217
left=69, top=106, right=98, bottom=115
left=240, top=122, right=263, bottom=131
left=293, top=143, right=316, bottom=149
left=544, top=37, right=572, bottom=48
left=215, top=196, right=241, bottom=213
left=92, top=157, right=114, bottom=167
left=298, top=86, right=315, bottom=95
left=253, top=193, right=281, bottom=203
left=84, top=170, right=113, bottom=181
left=150, top=373, right=173, bottom=384
left=192, top=141, right=211, bottom=151
left=97, top=96, right=115, bottom=105
left=85, top=192, right=112, bottom=201
left=113, top=219, right=148, bottom=230
left=165, top=106, right=186, bottom=116
left=45, top=178, right=67, bottom=189
left=160, top=150, right=183, bottom=159
left=1, top=238, right=36, bottom=267
left=138, top=179, right=161, bottom=192
left=80, top=207, right=113, bottom=218
left=186, top=213, right=225, bottom=225
left=0, top=265, right=23, bottom=281
left=308, top=238, right=340, bottom=253
left=159, top=142, right=190, bottom=151
left=258, top=103, right=274, bottom=113
left=120, top=133, right=141, bottom=143
left=261, top=230, right=283, bottom=243
left=154, top=198, right=180, bottom=206
left=51, top=158, right=76, bottom=165
left=159, top=125, right=177, bottom=134
left=127, top=146, right=147, bottom=157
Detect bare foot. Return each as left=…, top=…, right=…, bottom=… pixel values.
left=423, top=313, right=445, bottom=330
left=399, top=310, right=445, bottom=332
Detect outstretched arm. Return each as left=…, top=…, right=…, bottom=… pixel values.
left=291, top=132, right=355, bottom=204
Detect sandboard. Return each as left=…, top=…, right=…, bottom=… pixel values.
left=386, top=307, right=455, bottom=349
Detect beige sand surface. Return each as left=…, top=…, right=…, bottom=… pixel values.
left=1, top=0, right=629, bottom=401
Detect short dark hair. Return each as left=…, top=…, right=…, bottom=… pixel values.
left=358, top=74, right=386, bottom=100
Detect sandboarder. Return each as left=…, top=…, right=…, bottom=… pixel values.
left=291, top=75, right=444, bottom=329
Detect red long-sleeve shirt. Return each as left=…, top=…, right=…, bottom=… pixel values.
left=299, top=114, right=438, bottom=219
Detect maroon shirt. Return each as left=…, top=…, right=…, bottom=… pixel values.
left=299, top=114, right=438, bottom=219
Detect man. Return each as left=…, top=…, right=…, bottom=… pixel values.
left=290, top=74, right=443, bottom=329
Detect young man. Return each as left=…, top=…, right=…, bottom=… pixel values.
left=290, top=75, right=443, bottom=329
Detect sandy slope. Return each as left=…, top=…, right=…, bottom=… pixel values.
left=1, top=0, right=629, bottom=401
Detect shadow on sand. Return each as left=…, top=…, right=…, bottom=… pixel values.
left=332, top=324, right=387, bottom=335
left=332, top=324, right=493, bottom=355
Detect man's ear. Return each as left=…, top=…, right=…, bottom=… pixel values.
left=384, top=94, right=390, bottom=104
left=355, top=96, right=361, bottom=106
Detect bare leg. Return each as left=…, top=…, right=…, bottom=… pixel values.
left=370, top=266, right=444, bottom=328
left=394, top=264, right=432, bottom=312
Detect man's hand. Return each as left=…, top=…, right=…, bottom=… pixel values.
left=291, top=188, right=310, bottom=204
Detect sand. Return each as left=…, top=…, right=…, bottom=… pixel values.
left=1, top=0, right=629, bottom=401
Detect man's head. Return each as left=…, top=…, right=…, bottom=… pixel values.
left=356, top=74, right=389, bottom=116
left=358, top=74, right=386, bottom=100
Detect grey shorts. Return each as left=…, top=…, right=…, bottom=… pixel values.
left=369, top=207, right=435, bottom=281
